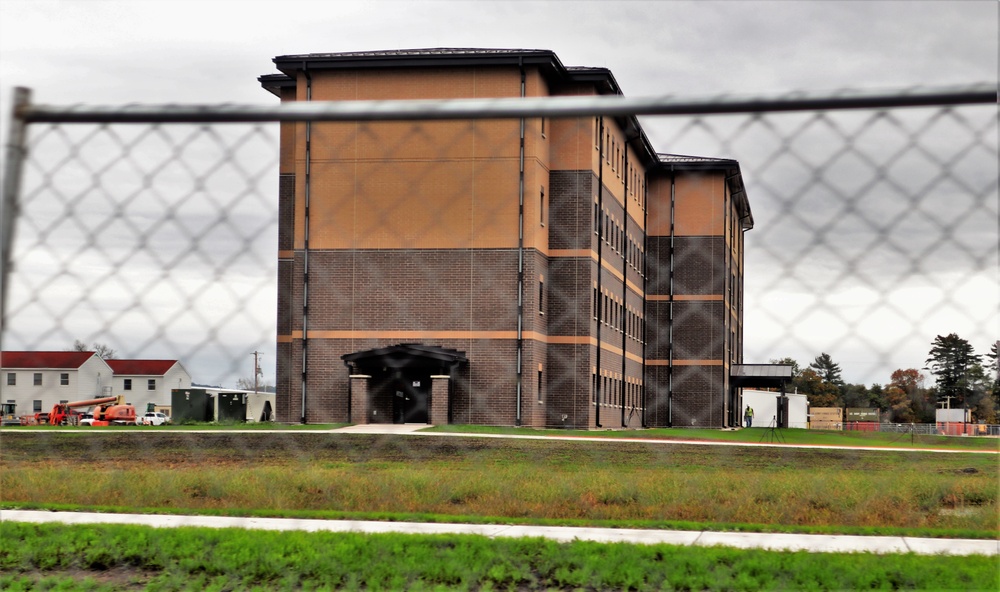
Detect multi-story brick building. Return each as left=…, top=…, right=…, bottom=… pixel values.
left=259, top=48, right=753, bottom=428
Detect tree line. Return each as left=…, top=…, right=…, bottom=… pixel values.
left=770, top=334, right=999, bottom=423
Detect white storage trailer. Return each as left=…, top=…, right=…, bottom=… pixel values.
left=742, top=389, right=808, bottom=429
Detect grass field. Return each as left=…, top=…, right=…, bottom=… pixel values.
left=2, top=522, right=997, bottom=591
left=424, top=424, right=1000, bottom=451
left=2, top=431, right=997, bottom=589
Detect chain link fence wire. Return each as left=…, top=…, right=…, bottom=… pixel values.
left=1, top=85, right=997, bottom=402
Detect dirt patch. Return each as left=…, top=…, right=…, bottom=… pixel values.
left=12, top=566, right=157, bottom=589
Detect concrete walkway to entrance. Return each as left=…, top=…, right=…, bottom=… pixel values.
left=331, top=423, right=429, bottom=434
left=3, top=509, right=996, bottom=556
left=328, top=424, right=999, bottom=455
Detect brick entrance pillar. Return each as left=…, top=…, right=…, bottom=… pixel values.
left=429, top=375, right=450, bottom=425
left=350, top=375, right=371, bottom=424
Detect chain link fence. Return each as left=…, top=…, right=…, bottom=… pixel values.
left=1, top=85, right=997, bottom=422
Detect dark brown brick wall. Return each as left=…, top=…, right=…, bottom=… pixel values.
left=670, top=365, right=727, bottom=427
left=644, top=365, right=670, bottom=427
left=546, top=257, right=592, bottom=337
left=276, top=341, right=294, bottom=422
left=673, top=237, right=726, bottom=295
left=643, top=364, right=727, bottom=428
left=278, top=174, right=295, bottom=251
left=277, top=262, right=293, bottom=335
left=549, top=171, right=594, bottom=250
left=645, top=236, right=726, bottom=296
left=672, top=302, right=725, bottom=360
left=545, top=342, right=593, bottom=428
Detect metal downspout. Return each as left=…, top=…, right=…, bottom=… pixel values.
left=620, top=143, right=629, bottom=428
left=723, top=179, right=730, bottom=427
left=595, top=117, right=604, bottom=428
left=668, top=171, right=676, bottom=427
left=641, top=169, right=648, bottom=428
left=300, top=65, right=312, bottom=424
left=515, top=59, right=525, bottom=427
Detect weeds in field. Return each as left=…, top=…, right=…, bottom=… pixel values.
left=0, top=436, right=1000, bottom=535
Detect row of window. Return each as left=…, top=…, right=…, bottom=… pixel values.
left=594, top=204, right=645, bottom=274
left=594, top=287, right=645, bottom=343
left=594, top=119, right=646, bottom=209
left=7, top=372, right=68, bottom=386
left=591, top=373, right=645, bottom=409
left=5, top=372, right=155, bottom=390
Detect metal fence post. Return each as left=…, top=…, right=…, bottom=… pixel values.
left=1, top=87, right=32, bottom=337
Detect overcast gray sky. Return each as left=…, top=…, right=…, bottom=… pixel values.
left=1, top=0, right=997, bottom=387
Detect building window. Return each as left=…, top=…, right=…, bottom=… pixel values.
left=540, top=187, right=545, bottom=226
left=124, top=379, right=132, bottom=391
left=148, top=379, right=156, bottom=391
left=60, top=373, right=69, bottom=386
left=33, top=400, right=42, bottom=412
left=6, top=373, right=14, bottom=386
left=540, top=117, right=546, bottom=138
left=33, top=373, right=42, bottom=386
left=537, top=370, right=543, bottom=403
left=538, top=279, right=544, bottom=314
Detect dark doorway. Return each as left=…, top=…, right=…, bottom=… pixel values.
left=392, top=374, right=429, bottom=424
left=342, top=344, right=468, bottom=426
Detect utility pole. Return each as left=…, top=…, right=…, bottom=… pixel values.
left=252, top=351, right=262, bottom=393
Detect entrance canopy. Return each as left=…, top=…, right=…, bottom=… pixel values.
left=730, top=364, right=793, bottom=390
left=342, top=343, right=468, bottom=372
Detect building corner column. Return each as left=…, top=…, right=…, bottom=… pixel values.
left=430, top=375, right=450, bottom=425
left=349, top=375, right=371, bottom=424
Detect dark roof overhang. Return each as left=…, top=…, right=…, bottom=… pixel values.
left=270, top=48, right=571, bottom=85
left=730, top=364, right=794, bottom=389
left=258, top=73, right=295, bottom=98
left=259, top=48, right=665, bottom=165
left=342, top=343, right=468, bottom=371
left=656, top=154, right=754, bottom=229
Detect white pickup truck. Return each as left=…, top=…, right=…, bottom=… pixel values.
left=136, top=412, right=171, bottom=426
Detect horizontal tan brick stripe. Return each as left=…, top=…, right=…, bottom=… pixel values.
left=547, top=249, right=592, bottom=258
left=646, top=294, right=724, bottom=301
left=646, top=359, right=724, bottom=366
left=278, top=331, right=642, bottom=363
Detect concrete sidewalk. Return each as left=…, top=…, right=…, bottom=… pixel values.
left=328, top=424, right=1000, bottom=455
left=4, top=510, right=996, bottom=556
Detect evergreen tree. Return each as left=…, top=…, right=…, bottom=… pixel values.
left=809, top=352, right=843, bottom=386
left=925, top=333, right=980, bottom=407
left=987, top=341, right=1000, bottom=403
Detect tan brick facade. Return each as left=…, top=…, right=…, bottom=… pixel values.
left=261, top=49, right=752, bottom=428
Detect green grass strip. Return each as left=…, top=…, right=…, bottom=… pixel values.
left=423, top=424, right=1000, bottom=451
left=2, top=522, right=997, bottom=591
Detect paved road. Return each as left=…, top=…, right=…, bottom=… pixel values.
left=4, top=509, right=997, bottom=556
